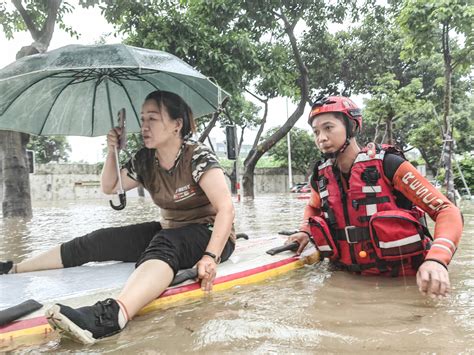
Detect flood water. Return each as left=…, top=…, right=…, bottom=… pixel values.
left=1, top=194, right=473, bottom=353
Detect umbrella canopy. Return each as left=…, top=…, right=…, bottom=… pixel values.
left=0, top=44, right=229, bottom=136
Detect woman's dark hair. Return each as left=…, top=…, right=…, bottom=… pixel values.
left=145, top=90, right=196, bottom=139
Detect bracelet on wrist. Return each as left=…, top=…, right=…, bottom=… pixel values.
left=423, top=258, right=448, bottom=271
left=299, top=230, right=310, bottom=237
left=203, top=251, right=221, bottom=264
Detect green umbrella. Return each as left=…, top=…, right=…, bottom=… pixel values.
left=0, top=43, right=229, bottom=136
left=0, top=43, right=229, bottom=210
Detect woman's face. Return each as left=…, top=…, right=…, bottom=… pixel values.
left=311, top=113, right=347, bottom=154
left=140, top=99, right=181, bottom=149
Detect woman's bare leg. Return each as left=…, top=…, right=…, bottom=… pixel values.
left=117, top=259, right=174, bottom=317
left=15, top=245, right=63, bottom=273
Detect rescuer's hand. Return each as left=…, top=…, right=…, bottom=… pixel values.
left=416, top=260, right=450, bottom=298
left=286, top=232, right=310, bottom=255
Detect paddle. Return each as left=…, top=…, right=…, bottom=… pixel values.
left=277, top=230, right=299, bottom=236
left=266, top=241, right=299, bottom=255
left=266, top=235, right=321, bottom=265
left=170, top=268, right=198, bottom=286
left=0, top=299, right=43, bottom=326
left=170, top=232, right=249, bottom=286
left=236, top=232, right=249, bottom=240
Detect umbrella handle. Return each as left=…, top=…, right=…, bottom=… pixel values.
left=110, top=192, right=126, bottom=210
left=109, top=145, right=127, bottom=210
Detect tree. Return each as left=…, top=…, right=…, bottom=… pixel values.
left=98, top=0, right=308, bottom=198
left=265, top=127, right=319, bottom=177
left=0, top=0, right=64, bottom=218
left=398, top=0, right=474, bottom=202
left=454, top=153, right=473, bottom=193
left=27, top=136, right=71, bottom=164
left=361, top=73, right=433, bottom=147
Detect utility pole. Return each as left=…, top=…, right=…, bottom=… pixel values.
left=286, top=98, right=293, bottom=189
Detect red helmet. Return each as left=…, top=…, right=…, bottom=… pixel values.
left=308, top=96, right=362, bottom=131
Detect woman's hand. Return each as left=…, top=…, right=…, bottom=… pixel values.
left=197, top=255, right=217, bottom=292
left=106, top=127, right=122, bottom=152
left=416, top=260, right=450, bottom=298
left=286, top=232, right=310, bottom=255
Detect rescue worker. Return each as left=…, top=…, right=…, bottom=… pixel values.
left=287, top=96, right=463, bottom=298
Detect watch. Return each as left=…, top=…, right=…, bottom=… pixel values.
left=203, top=251, right=221, bottom=264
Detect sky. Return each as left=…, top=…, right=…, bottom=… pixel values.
left=0, top=3, right=362, bottom=163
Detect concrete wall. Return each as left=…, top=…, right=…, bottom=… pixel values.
left=254, top=168, right=305, bottom=194
left=31, top=164, right=103, bottom=200
left=28, top=163, right=306, bottom=200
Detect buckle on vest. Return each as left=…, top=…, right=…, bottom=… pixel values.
left=345, top=226, right=357, bottom=244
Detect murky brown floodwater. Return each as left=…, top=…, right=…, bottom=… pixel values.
left=1, top=194, right=473, bottom=353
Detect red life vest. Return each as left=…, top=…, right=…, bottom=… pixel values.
left=309, top=145, right=431, bottom=276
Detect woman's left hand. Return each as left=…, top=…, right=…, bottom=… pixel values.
left=197, top=256, right=217, bottom=291
left=416, top=260, right=450, bottom=298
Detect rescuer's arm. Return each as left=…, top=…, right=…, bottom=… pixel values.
left=391, top=160, right=463, bottom=297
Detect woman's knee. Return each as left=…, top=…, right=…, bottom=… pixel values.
left=136, top=236, right=180, bottom=275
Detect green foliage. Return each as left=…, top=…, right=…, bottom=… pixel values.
left=398, top=0, right=474, bottom=70
left=454, top=153, right=474, bottom=192
left=452, top=93, right=474, bottom=152
left=27, top=135, right=71, bottom=163
left=220, top=94, right=261, bottom=128
left=263, top=126, right=319, bottom=176
left=361, top=73, right=434, bottom=147
left=0, top=1, right=81, bottom=40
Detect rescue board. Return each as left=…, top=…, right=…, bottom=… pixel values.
left=0, top=234, right=317, bottom=349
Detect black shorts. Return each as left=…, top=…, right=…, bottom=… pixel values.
left=61, top=222, right=235, bottom=275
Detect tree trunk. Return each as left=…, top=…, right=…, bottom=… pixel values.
left=418, top=147, right=437, bottom=177
left=198, top=111, right=219, bottom=143
left=230, top=161, right=237, bottom=194
left=0, top=148, right=3, bottom=205
left=386, top=117, right=393, bottom=145
left=1, top=132, right=32, bottom=218
left=1, top=0, right=61, bottom=218
left=242, top=11, right=310, bottom=199
left=242, top=158, right=257, bottom=198
left=441, top=23, right=456, bottom=204
left=242, top=95, right=268, bottom=199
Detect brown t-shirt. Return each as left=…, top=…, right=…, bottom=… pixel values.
left=124, top=140, right=222, bottom=229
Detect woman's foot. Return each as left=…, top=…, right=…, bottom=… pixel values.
left=0, top=261, right=13, bottom=274
left=46, top=298, right=123, bottom=344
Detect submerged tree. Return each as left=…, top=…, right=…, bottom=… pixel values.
left=0, top=0, right=66, bottom=218
left=398, top=0, right=474, bottom=202
left=265, top=127, right=319, bottom=177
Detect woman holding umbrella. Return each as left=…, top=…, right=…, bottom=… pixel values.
left=1, top=90, right=235, bottom=344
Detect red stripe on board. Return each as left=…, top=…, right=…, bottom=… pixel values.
left=0, top=315, right=47, bottom=333
left=0, top=256, right=298, bottom=334
left=160, top=256, right=298, bottom=297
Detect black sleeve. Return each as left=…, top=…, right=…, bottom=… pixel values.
left=383, top=152, right=412, bottom=209
left=383, top=152, right=405, bottom=181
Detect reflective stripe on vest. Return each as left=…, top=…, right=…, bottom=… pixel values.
left=379, top=234, right=421, bottom=248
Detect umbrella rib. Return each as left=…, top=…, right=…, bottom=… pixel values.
left=38, top=77, right=78, bottom=136
left=161, top=72, right=217, bottom=111
left=91, top=77, right=101, bottom=136
left=133, top=74, right=160, bottom=91
left=0, top=70, right=73, bottom=116
left=115, top=78, right=142, bottom=130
